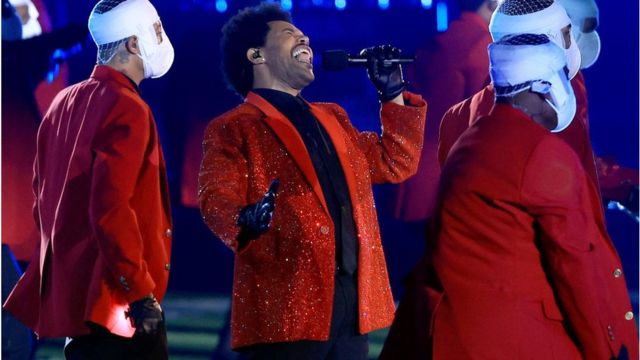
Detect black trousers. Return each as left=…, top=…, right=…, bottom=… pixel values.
left=238, top=272, right=368, bottom=360
left=64, top=322, right=168, bottom=360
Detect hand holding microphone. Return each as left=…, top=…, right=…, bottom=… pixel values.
left=323, top=45, right=410, bottom=102
left=360, top=45, right=407, bottom=102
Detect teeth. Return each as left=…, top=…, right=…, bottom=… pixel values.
left=293, top=47, right=310, bottom=59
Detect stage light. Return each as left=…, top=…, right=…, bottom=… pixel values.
left=378, top=0, right=389, bottom=10
left=436, top=2, right=448, bottom=31
left=421, top=0, right=432, bottom=9
left=282, top=0, right=293, bottom=10
left=215, top=0, right=227, bottom=13
left=312, top=0, right=323, bottom=5
left=335, top=0, right=346, bottom=10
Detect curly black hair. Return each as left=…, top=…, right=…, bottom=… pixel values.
left=220, top=3, right=292, bottom=97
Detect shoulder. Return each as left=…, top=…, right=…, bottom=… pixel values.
left=204, top=102, right=263, bottom=137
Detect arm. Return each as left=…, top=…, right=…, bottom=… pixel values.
left=521, top=137, right=613, bottom=360
left=328, top=92, right=426, bottom=184
left=198, top=117, right=250, bottom=252
left=88, top=99, right=155, bottom=304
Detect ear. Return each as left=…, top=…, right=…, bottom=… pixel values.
left=246, top=48, right=264, bottom=65
left=125, top=36, right=141, bottom=55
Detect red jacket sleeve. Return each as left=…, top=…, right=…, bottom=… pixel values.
left=328, top=91, right=427, bottom=184
left=89, top=97, right=155, bottom=304
left=520, top=136, right=613, bottom=360
left=198, top=115, right=249, bottom=253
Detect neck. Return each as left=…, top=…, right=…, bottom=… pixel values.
left=252, top=79, right=301, bottom=97
left=105, top=53, right=144, bottom=86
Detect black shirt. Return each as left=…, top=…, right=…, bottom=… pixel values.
left=253, top=88, right=358, bottom=275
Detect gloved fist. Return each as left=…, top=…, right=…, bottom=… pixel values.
left=360, top=45, right=406, bottom=102
left=127, top=294, right=163, bottom=336
left=237, top=179, right=280, bottom=248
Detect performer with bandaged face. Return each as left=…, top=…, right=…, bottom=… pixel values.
left=198, top=3, right=426, bottom=358
left=424, top=34, right=637, bottom=359
left=3, top=0, right=174, bottom=358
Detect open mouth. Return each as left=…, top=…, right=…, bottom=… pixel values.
left=292, top=45, right=313, bottom=65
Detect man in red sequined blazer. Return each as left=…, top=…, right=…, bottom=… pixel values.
left=198, top=3, right=426, bottom=358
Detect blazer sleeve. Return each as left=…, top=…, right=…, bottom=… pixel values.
left=89, top=98, right=155, bottom=304
left=329, top=91, right=427, bottom=184
left=198, top=116, right=249, bottom=253
left=520, top=136, right=612, bottom=360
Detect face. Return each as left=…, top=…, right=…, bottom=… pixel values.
left=259, top=20, right=314, bottom=91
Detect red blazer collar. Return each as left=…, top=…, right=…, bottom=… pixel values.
left=90, top=65, right=140, bottom=94
left=246, top=91, right=329, bottom=215
left=245, top=92, right=360, bottom=219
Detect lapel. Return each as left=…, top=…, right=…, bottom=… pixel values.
left=245, top=92, right=329, bottom=216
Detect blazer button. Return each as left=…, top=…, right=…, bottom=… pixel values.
left=625, top=311, right=634, bottom=321
left=320, top=225, right=330, bottom=235
left=165, top=263, right=171, bottom=271
left=165, top=228, right=172, bottom=238
left=613, top=268, right=622, bottom=278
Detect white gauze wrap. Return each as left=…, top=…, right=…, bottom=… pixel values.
left=489, top=1, right=571, bottom=43
left=88, top=0, right=159, bottom=46
left=489, top=40, right=566, bottom=91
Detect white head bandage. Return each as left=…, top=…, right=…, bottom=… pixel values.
left=88, top=0, right=159, bottom=46
left=88, top=0, right=174, bottom=78
left=490, top=33, right=577, bottom=132
left=8, top=0, right=41, bottom=39
left=490, top=0, right=581, bottom=78
left=555, top=0, right=600, bottom=68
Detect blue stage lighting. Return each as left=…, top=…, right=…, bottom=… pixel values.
left=378, top=0, right=389, bottom=10
left=312, top=0, right=323, bottom=5
left=436, top=2, right=448, bottom=31
left=335, top=0, right=346, bottom=10
left=215, top=0, right=227, bottom=13
left=421, top=0, right=432, bottom=9
left=282, top=0, right=293, bottom=10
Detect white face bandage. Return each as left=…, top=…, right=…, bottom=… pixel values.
left=8, top=0, right=42, bottom=39
left=556, top=0, right=600, bottom=68
left=88, top=0, right=174, bottom=78
left=489, top=35, right=577, bottom=132
left=489, top=1, right=581, bottom=78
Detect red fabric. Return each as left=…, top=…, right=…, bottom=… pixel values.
left=390, top=12, right=492, bottom=221
left=439, top=72, right=599, bottom=187
left=430, top=105, right=638, bottom=359
left=198, top=91, right=427, bottom=349
left=4, top=66, right=172, bottom=338
left=383, top=104, right=637, bottom=359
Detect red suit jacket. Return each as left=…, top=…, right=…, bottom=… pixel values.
left=391, top=11, right=492, bottom=221
left=430, top=104, right=637, bottom=359
left=4, top=66, right=173, bottom=338
left=199, top=91, right=426, bottom=349
left=439, top=73, right=598, bottom=187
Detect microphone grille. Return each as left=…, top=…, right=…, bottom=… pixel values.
left=322, top=50, right=349, bottom=71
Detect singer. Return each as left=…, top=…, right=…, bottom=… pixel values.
left=198, top=3, right=426, bottom=359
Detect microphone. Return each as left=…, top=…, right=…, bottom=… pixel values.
left=322, top=49, right=415, bottom=71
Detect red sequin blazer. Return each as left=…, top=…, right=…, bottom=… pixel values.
left=199, top=91, right=427, bottom=348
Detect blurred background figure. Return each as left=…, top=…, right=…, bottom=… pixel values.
left=387, top=0, right=497, bottom=224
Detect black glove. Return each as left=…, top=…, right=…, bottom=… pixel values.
left=237, top=179, right=280, bottom=248
left=127, top=294, right=164, bottom=336
left=360, top=45, right=406, bottom=102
